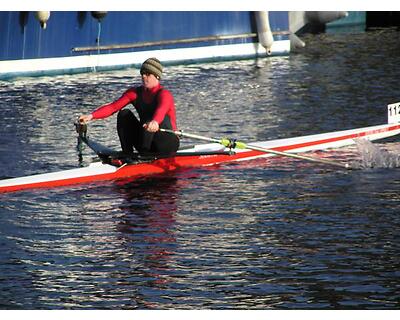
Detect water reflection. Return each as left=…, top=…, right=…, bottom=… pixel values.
left=115, top=176, right=179, bottom=268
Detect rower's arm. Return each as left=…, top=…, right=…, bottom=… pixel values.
left=152, top=90, right=175, bottom=125
left=92, top=89, right=137, bottom=119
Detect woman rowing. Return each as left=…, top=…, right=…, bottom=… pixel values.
left=79, top=57, right=179, bottom=155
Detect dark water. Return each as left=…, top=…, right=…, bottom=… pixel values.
left=1, top=29, right=400, bottom=309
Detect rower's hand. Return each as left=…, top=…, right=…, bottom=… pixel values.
left=144, top=120, right=159, bottom=133
left=79, top=114, right=93, bottom=124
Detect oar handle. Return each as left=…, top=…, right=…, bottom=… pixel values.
left=160, top=129, right=220, bottom=144
left=74, top=120, right=88, bottom=138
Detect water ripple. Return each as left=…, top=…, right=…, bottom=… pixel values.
left=1, top=30, right=400, bottom=309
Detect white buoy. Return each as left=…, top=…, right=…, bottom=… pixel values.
left=35, top=11, right=50, bottom=29
left=290, top=33, right=306, bottom=50
left=255, top=11, right=274, bottom=55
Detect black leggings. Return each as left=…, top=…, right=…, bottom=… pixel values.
left=117, top=109, right=179, bottom=155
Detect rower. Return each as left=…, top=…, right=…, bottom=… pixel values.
left=79, top=57, right=179, bottom=156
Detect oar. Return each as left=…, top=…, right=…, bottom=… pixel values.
left=160, top=129, right=351, bottom=169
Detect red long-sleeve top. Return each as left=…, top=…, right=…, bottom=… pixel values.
left=91, top=84, right=177, bottom=130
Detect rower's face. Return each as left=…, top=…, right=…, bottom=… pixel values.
left=141, top=73, right=159, bottom=89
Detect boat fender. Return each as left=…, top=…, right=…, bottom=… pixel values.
left=35, top=11, right=50, bottom=29
left=91, top=11, right=107, bottom=22
left=290, top=33, right=306, bottom=50
left=305, top=11, right=348, bottom=25
left=255, top=11, right=274, bottom=55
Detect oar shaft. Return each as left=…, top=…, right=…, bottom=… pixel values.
left=163, top=130, right=221, bottom=144
left=161, top=128, right=351, bottom=169
left=245, top=144, right=349, bottom=169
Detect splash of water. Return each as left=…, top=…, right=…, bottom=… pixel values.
left=353, top=139, right=400, bottom=169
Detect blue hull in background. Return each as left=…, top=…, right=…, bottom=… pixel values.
left=0, top=11, right=290, bottom=80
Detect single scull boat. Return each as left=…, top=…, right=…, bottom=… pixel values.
left=1, top=103, right=400, bottom=193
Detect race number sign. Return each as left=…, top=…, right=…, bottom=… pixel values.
left=388, top=102, right=400, bottom=124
